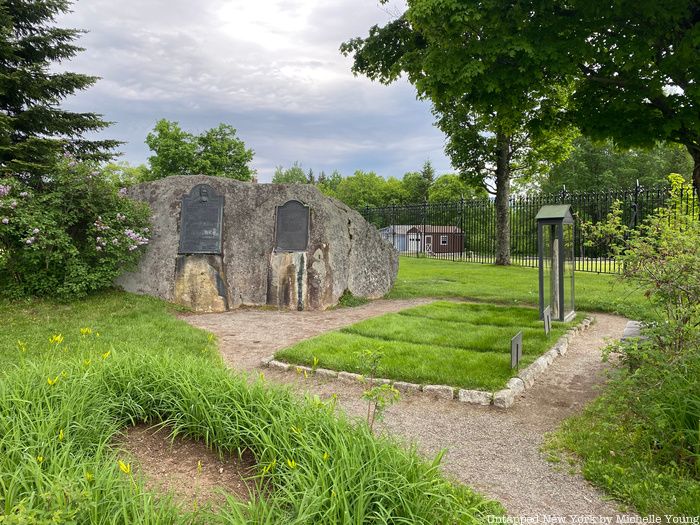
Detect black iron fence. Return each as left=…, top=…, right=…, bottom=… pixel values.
left=359, top=184, right=698, bottom=274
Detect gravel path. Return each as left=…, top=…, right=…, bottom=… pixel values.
left=183, top=302, right=632, bottom=518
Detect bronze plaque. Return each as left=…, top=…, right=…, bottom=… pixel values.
left=178, top=184, right=224, bottom=254
left=275, top=200, right=309, bottom=251
left=511, top=331, right=523, bottom=369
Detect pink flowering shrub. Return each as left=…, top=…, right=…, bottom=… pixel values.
left=0, top=158, right=151, bottom=298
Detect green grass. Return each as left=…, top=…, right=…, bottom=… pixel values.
left=0, top=290, right=212, bottom=369
left=389, top=257, right=654, bottom=320
left=276, top=302, right=574, bottom=390
left=0, top=291, right=502, bottom=524
left=336, top=290, right=370, bottom=308
left=546, top=377, right=700, bottom=516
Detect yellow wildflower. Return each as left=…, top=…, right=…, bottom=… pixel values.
left=322, top=452, right=330, bottom=462
left=47, top=376, right=58, bottom=386
left=85, top=471, right=94, bottom=482
left=49, top=334, right=64, bottom=345
left=261, top=459, right=276, bottom=474
left=58, top=429, right=64, bottom=442
left=101, top=350, right=111, bottom=360
left=118, top=460, right=131, bottom=475
left=286, top=458, right=297, bottom=469
left=17, top=340, right=27, bottom=353
left=290, top=425, right=301, bottom=435
left=83, top=359, right=91, bottom=367
left=36, top=455, right=44, bottom=464
left=80, top=327, right=92, bottom=336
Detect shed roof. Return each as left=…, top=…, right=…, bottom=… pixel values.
left=406, top=225, right=463, bottom=234
left=379, top=225, right=419, bottom=235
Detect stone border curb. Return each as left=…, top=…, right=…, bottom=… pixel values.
left=260, top=315, right=594, bottom=409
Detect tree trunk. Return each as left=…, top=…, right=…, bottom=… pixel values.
left=494, top=131, right=511, bottom=265
left=689, top=145, right=700, bottom=198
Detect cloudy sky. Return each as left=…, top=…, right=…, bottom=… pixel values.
left=57, top=0, right=453, bottom=182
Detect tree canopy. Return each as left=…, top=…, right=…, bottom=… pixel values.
left=0, top=0, right=119, bottom=180
left=341, top=0, right=574, bottom=264
left=540, top=138, right=694, bottom=194
left=145, top=119, right=254, bottom=181
left=272, top=160, right=485, bottom=209
left=428, top=174, right=488, bottom=203
left=272, top=162, right=308, bottom=184
left=546, top=0, right=700, bottom=190
left=401, top=160, right=435, bottom=203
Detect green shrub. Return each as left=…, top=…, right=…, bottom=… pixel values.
left=0, top=157, right=151, bottom=299
left=597, top=176, right=700, bottom=472
left=618, top=176, right=700, bottom=358
left=551, top=175, right=700, bottom=514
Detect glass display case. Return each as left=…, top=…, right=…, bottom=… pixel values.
left=536, top=205, right=575, bottom=322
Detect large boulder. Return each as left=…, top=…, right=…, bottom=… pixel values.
left=116, top=176, right=398, bottom=311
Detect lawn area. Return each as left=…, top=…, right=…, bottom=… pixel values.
left=0, top=290, right=214, bottom=369
left=0, top=291, right=501, bottom=524
left=388, top=257, right=654, bottom=320
left=276, top=301, right=576, bottom=390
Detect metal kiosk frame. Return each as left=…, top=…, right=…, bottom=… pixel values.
left=536, top=204, right=576, bottom=322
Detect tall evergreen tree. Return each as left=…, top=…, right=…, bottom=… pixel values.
left=0, top=0, right=118, bottom=183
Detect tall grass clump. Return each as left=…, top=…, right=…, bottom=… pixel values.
left=550, top=176, right=700, bottom=515
left=0, top=311, right=502, bottom=524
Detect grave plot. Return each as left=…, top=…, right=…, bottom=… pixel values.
left=274, top=301, right=579, bottom=391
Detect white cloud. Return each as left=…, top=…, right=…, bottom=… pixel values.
left=56, top=0, right=451, bottom=181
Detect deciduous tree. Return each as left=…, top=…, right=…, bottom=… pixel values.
left=145, top=119, right=254, bottom=181
left=540, top=138, right=693, bottom=194
left=545, top=0, right=700, bottom=192
left=341, top=1, right=574, bottom=264
left=428, top=174, right=487, bottom=203
left=272, top=161, right=308, bottom=184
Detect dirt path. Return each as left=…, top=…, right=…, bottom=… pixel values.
left=183, top=302, right=631, bottom=518
left=181, top=298, right=433, bottom=371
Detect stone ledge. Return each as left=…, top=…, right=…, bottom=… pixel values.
left=458, top=389, right=493, bottom=405
left=423, top=384, right=455, bottom=400
left=621, top=320, right=645, bottom=341
left=493, top=388, right=516, bottom=409
left=268, top=359, right=291, bottom=371
left=338, top=371, right=364, bottom=384
left=393, top=381, right=421, bottom=393
left=261, top=315, right=594, bottom=409
left=505, top=377, right=525, bottom=396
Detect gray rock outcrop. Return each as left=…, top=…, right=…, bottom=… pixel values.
left=116, top=176, right=398, bottom=310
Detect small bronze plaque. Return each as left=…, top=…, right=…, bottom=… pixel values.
left=275, top=200, right=310, bottom=251
left=178, top=184, right=224, bottom=254
left=511, top=331, right=523, bottom=369
left=543, top=306, right=552, bottom=336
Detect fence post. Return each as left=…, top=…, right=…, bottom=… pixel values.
left=632, top=179, right=640, bottom=229
left=423, top=200, right=428, bottom=255
left=460, top=197, right=465, bottom=259
left=391, top=204, right=396, bottom=250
